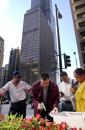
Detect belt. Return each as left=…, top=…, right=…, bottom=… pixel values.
left=65, top=101, right=71, bottom=104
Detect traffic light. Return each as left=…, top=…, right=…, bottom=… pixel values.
left=64, top=53, right=71, bottom=68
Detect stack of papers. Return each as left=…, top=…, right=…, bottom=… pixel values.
left=50, top=112, right=85, bottom=130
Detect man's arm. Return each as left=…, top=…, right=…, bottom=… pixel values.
left=31, top=81, right=41, bottom=110
left=51, top=83, right=60, bottom=113
left=0, top=82, right=9, bottom=97
left=53, top=83, right=60, bottom=108
left=0, top=89, right=5, bottom=96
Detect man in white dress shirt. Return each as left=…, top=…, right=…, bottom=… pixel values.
left=59, top=71, right=74, bottom=111
left=0, top=71, right=31, bottom=118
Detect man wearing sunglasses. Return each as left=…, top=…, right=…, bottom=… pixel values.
left=0, top=71, right=31, bottom=118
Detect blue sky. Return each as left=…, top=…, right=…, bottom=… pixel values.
left=0, top=0, right=80, bottom=78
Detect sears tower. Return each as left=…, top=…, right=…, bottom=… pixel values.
left=20, top=0, right=57, bottom=84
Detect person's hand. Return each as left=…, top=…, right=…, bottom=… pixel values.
left=50, top=107, right=58, bottom=114
left=38, top=103, right=43, bottom=110
left=70, top=87, right=77, bottom=94
left=60, top=92, right=64, bottom=97
left=0, top=89, right=5, bottom=96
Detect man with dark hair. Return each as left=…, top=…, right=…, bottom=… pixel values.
left=41, top=72, right=49, bottom=80
left=0, top=71, right=31, bottom=118
left=32, top=72, right=60, bottom=122
left=59, top=71, right=74, bottom=111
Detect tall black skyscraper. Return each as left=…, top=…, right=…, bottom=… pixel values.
left=20, top=0, right=57, bottom=84
left=31, top=0, right=52, bottom=22
left=8, top=48, right=20, bottom=81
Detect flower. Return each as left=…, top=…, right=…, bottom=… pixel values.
left=0, top=113, right=73, bottom=130
left=0, top=113, right=5, bottom=121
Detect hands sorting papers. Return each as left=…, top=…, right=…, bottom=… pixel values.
left=38, top=102, right=46, bottom=111
left=38, top=102, right=58, bottom=114
left=50, top=107, right=58, bottom=114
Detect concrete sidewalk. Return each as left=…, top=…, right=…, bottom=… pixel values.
left=1, top=104, right=34, bottom=118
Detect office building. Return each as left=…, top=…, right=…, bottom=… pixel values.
left=0, top=67, right=4, bottom=87
left=8, top=48, right=21, bottom=81
left=2, top=64, right=9, bottom=85
left=0, top=36, right=4, bottom=67
left=20, top=0, right=57, bottom=84
left=70, top=0, right=85, bottom=68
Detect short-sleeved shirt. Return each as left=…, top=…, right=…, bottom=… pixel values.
left=1, top=80, right=31, bottom=102
left=59, top=78, right=73, bottom=101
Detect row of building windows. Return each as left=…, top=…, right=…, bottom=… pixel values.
left=78, top=21, right=85, bottom=28
left=77, top=12, right=85, bottom=19
left=80, top=31, right=85, bottom=39
left=80, top=41, right=85, bottom=51
left=75, top=3, right=85, bottom=10
left=74, top=0, right=80, bottom=2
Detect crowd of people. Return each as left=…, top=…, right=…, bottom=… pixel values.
left=0, top=67, right=85, bottom=121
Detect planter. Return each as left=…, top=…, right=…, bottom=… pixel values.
left=0, top=114, right=72, bottom=130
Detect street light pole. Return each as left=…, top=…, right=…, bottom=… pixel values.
left=73, top=52, right=78, bottom=68
left=55, top=4, right=62, bottom=74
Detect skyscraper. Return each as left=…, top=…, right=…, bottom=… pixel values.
left=70, top=0, right=85, bottom=69
left=31, top=0, right=52, bottom=22
left=20, top=0, right=57, bottom=84
left=8, top=48, right=21, bottom=81
left=0, top=36, right=4, bottom=67
left=0, top=36, right=4, bottom=87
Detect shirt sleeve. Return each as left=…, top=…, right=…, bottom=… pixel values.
left=58, top=83, right=64, bottom=92
left=21, top=81, right=31, bottom=92
left=53, top=83, right=60, bottom=108
left=1, top=82, right=9, bottom=92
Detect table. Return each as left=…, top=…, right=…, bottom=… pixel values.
left=50, top=112, right=85, bottom=130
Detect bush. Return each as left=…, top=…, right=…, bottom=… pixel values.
left=0, top=114, right=71, bottom=130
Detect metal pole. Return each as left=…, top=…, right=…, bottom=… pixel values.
left=55, top=4, right=62, bottom=74
left=73, top=52, right=78, bottom=68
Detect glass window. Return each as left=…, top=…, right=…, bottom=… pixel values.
left=77, top=12, right=85, bottom=19
left=80, top=41, right=85, bottom=51
left=74, top=0, right=80, bottom=2
left=80, top=31, right=85, bottom=39
left=75, top=4, right=85, bottom=10
left=78, top=21, right=85, bottom=28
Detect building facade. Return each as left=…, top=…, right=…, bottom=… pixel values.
left=2, top=64, right=9, bottom=85
left=0, top=36, right=4, bottom=67
left=20, top=0, right=57, bottom=84
left=70, top=0, right=85, bottom=69
left=0, top=67, right=5, bottom=87
left=0, top=36, right=4, bottom=87
left=31, top=0, right=53, bottom=23
left=8, top=48, right=21, bottom=81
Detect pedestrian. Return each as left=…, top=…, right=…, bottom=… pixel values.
left=31, top=72, right=60, bottom=122
left=73, top=68, right=85, bottom=112
left=70, top=81, right=78, bottom=111
left=59, top=71, right=75, bottom=112
left=0, top=71, right=31, bottom=118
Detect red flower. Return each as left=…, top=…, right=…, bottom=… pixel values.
left=24, top=118, right=32, bottom=123
left=46, top=122, right=52, bottom=127
left=36, top=114, right=41, bottom=119
left=39, top=126, right=44, bottom=130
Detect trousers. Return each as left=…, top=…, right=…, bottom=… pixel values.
left=9, top=99, right=26, bottom=118
left=59, top=101, right=74, bottom=112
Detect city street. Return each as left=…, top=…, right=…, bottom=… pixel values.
left=0, top=104, right=34, bottom=118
